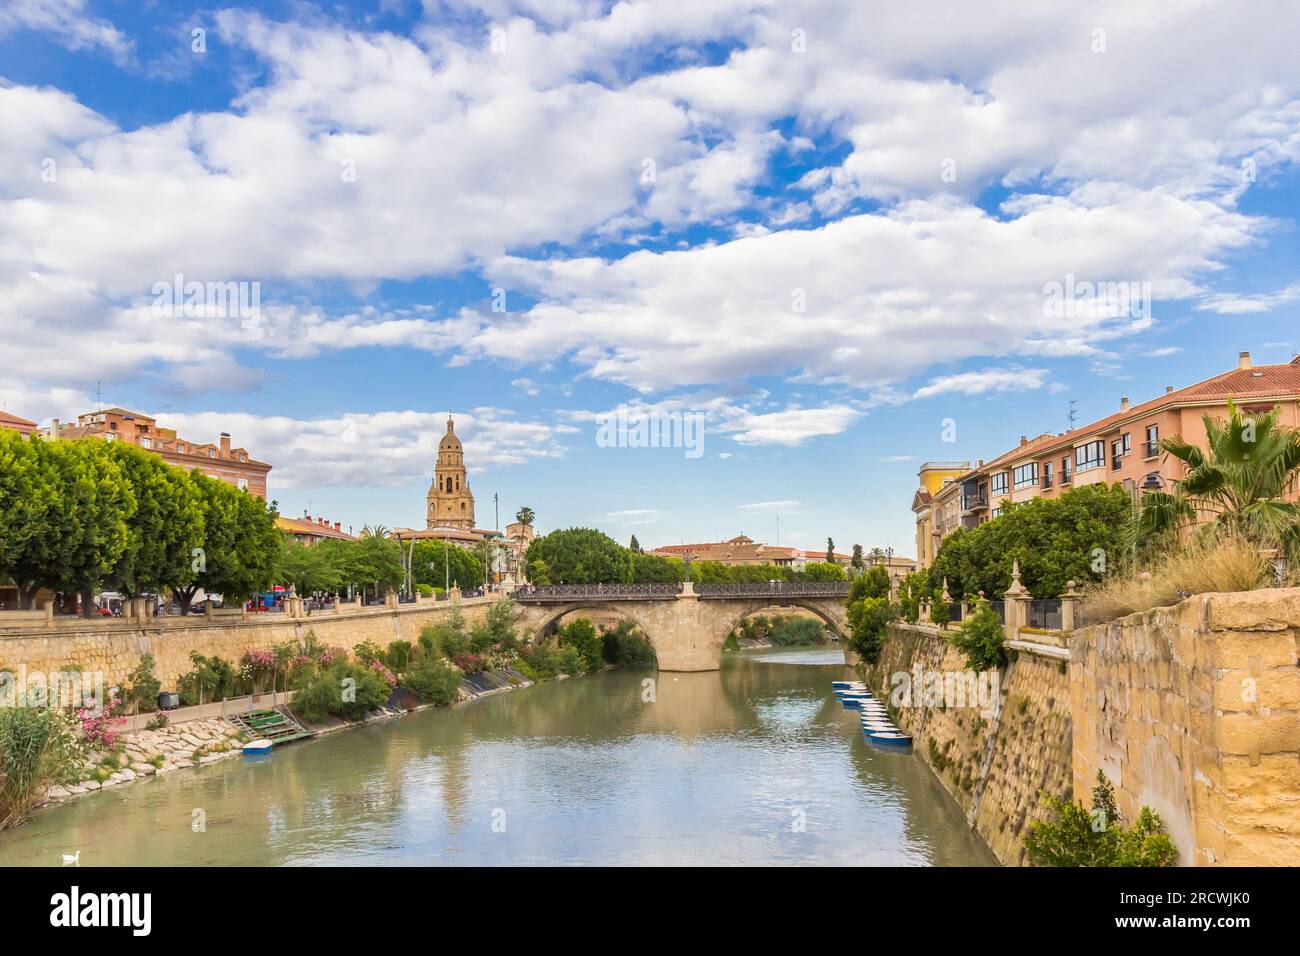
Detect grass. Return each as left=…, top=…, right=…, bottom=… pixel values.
left=1079, top=536, right=1274, bottom=625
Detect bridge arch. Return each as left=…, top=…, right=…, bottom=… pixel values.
left=511, top=584, right=850, bottom=671
left=720, top=599, right=847, bottom=644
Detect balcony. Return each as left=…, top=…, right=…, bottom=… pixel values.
left=961, top=493, right=988, bottom=513
left=1143, top=440, right=1160, bottom=459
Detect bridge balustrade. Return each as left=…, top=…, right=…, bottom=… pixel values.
left=694, top=582, right=851, bottom=599
left=512, top=583, right=683, bottom=602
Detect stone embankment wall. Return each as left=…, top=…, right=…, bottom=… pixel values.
left=0, top=599, right=496, bottom=688
left=863, top=622, right=1072, bottom=866
left=1070, top=589, right=1300, bottom=867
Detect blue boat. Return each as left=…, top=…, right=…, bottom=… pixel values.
left=831, top=681, right=862, bottom=690
left=242, top=739, right=273, bottom=756
left=865, top=730, right=913, bottom=749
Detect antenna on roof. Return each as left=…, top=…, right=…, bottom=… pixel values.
left=96, top=380, right=102, bottom=413
left=1067, top=400, right=1077, bottom=432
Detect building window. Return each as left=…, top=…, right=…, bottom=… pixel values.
left=140, top=437, right=151, bottom=448
left=991, top=507, right=1002, bottom=519
left=1061, top=456, right=1072, bottom=483
left=1043, top=462, right=1054, bottom=488
left=176, top=443, right=185, bottom=453
left=990, top=472, right=1009, bottom=496
left=239, top=453, right=246, bottom=462
left=208, top=449, right=216, bottom=458
left=1013, top=462, right=1039, bottom=490
left=237, top=478, right=249, bottom=491
left=1075, top=440, right=1105, bottom=472
left=1145, top=424, right=1159, bottom=458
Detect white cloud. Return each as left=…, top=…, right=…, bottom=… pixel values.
left=154, top=407, right=565, bottom=491
left=912, top=367, right=1048, bottom=400
left=1196, top=282, right=1300, bottom=315
left=0, top=0, right=132, bottom=62
left=1, top=0, right=1299, bottom=409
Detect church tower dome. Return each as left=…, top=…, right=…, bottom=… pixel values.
left=427, top=416, right=476, bottom=530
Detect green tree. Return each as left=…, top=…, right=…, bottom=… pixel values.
left=826, top=537, right=835, bottom=563
left=948, top=599, right=1005, bottom=671
left=103, top=443, right=204, bottom=601
left=629, top=534, right=642, bottom=553
left=850, top=544, right=864, bottom=569
left=0, top=431, right=61, bottom=609
left=801, top=560, right=848, bottom=581
left=849, top=565, right=890, bottom=601
left=411, top=538, right=482, bottom=591
left=1137, top=399, right=1300, bottom=557
left=558, top=617, right=604, bottom=671
left=52, top=439, right=137, bottom=616
left=276, top=536, right=344, bottom=595
left=524, top=527, right=632, bottom=584
left=930, top=484, right=1130, bottom=599
left=343, top=532, right=405, bottom=603
left=631, top=551, right=682, bottom=583
left=845, top=596, right=896, bottom=663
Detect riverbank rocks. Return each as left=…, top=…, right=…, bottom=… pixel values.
left=43, top=717, right=247, bottom=810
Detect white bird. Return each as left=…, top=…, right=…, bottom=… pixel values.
left=62, top=851, right=80, bottom=866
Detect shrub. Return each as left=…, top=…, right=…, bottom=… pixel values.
left=454, top=652, right=485, bottom=674
left=77, top=694, right=126, bottom=750
left=385, top=641, right=413, bottom=673
left=1024, top=771, right=1177, bottom=867
left=144, top=712, right=169, bottom=731
left=600, top=620, right=657, bottom=667
left=558, top=617, right=604, bottom=672
left=768, top=615, right=826, bottom=646
left=402, top=659, right=463, bottom=705
left=929, top=597, right=951, bottom=630
left=125, top=653, right=161, bottom=714
left=291, top=661, right=391, bottom=723
left=178, top=652, right=237, bottom=705
left=353, top=640, right=384, bottom=666
left=948, top=600, right=1005, bottom=672
left=0, top=707, right=84, bottom=829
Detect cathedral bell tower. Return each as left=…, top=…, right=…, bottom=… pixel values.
left=426, top=416, right=476, bottom=530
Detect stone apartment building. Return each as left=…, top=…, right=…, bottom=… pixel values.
left=45, top=407, right=272, bottom=498
left=913, top=352, right=1300, bottom=570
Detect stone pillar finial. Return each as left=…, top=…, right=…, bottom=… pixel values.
left=941, top=577, right=951, bottom=602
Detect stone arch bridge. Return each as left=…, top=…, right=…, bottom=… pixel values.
left=513, top=582, right=851, bottom=671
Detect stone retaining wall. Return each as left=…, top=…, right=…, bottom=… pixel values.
left=863, top=622, right=1073, bottom=866
left=0, top=599, right=496, bottom=689
left=1070, top=588, right=1300, bottom=866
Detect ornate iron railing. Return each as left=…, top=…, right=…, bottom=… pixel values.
left=512, top=583, right=682, bottom=603
left=695, top=582, right=851, bottom=599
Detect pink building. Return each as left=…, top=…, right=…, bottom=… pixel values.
left=917, top=352, right=1300, bottom=566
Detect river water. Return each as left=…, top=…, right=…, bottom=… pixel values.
left=0, top=647, right=994, bottom=866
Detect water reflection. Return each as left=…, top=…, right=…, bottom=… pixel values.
left=0, top=648, right=994, bottom=866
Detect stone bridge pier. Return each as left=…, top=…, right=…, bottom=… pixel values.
left=513, top=582, right=851, bottom=671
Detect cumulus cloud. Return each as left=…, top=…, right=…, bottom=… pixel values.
left=153, top=407, right=566, bottom=490
left=1, top=0, right=1299, bottom=412
left=912, top=368, right=1048, bottom=400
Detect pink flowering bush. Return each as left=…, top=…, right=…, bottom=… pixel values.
left=77, top=694, right=126, bottom=749
left=370, top=660, right=397, bottom=688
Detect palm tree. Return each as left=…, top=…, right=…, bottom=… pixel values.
left=515, top=506, right=535, bottom=527
left=361, top=524, right=390, bottom=539
left=867, top=546, right=886, bottom=566
left=1137, top=400, right=1300, bottom=556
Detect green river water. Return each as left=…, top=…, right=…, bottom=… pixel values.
left=0, top=647, right=994, bottom=866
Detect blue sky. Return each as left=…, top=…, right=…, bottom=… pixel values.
left=2, top=0, right=1298, bottom=556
